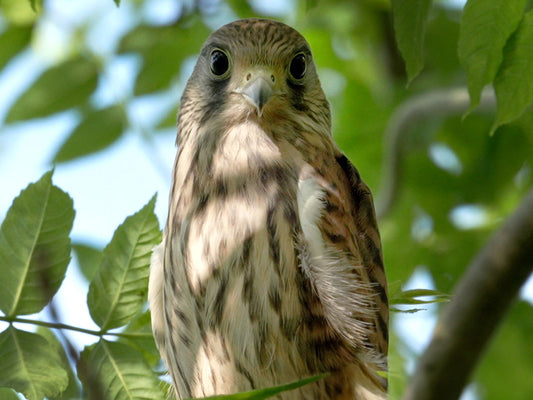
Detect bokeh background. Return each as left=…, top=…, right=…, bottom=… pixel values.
left=1, top=0, right=532, bottom=399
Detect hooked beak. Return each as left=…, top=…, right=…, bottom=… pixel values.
left=235, top=70, right=276, bottom=116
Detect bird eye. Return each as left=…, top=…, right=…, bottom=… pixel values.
left=289, top=53, right=307, bottom=81
left=210, top=49, right=230, bottom=77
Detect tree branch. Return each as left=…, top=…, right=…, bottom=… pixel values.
left=0, top=315, right=152, bottom=339
left=376, top=87, right=496, bottom=219
left=401, top=187, right=533, bottom=400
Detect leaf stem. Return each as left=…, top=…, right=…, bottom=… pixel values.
left=0, top=315, right=152, bottom=339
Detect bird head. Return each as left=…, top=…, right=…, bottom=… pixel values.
left=178, top=18, right=331, bottom=143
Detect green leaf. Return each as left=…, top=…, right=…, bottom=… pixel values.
left=72, top=242, right=103, bottom=282
left=458, top=0, right=527, bottom=111
left=424, top=10, right=461, bottom=79
left=0, top=388, right=20, bottom=400
left=6, top=57, right=98, bottom=122
left=78, top=339, right=164, bottom=400
left=118, top=310, right=160, bottom=367
left=389, top=283, right=451, bottom=313
left=0, top=171, right=74, bottom=317
left=114, top=0, right=121, bottom=6
left=29, top=0, right=42, bottom=12
left=199, top=374, right=329, bottom=399
left=37, top=328, right=80, bottom=400
left=391, top=307, right=427, bottom=314
left=0, top=327, right=68, bottom=400
left=87, top=196, right=161, bottom=331
left=0, top=0, right=38, bottom=24
left=156, top=103, right=178, bottom=130
left=492, top=10, right=533, bottom=132
left=53, top=105, right=127, bottom=163
left=391, top=0, right=431, bottom=83
left=0, top=24, right=32, bottom=71
left=118, top=20, right=210, bottom=95
left=390, top=288, right=451, bottom=305
left=225, top=0, right=256, bottom=17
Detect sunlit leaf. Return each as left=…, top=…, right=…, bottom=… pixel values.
left=492, top=10, right=533, bottom=132
left=200, top=374, right=329, bottom=399
left=78, top=339, right=164, bottom=400
left=392, top=288, right=451, bottom=304
left=72, top=242, right=103, bottom=282
left=389, top=282, right=451, bottom=307
left=53, top=105, right=127, bottom=163
left=458, top=0, right=527, bottom=111
left=391, top=307, right=428, bottom=314
left=29, top=0, right=43, bottom=12
left=0, top=327, right=68, bottom=400
left=388, top=330, right=408, bottom=399
left=0, top=24, right=32, bottom=71
left=391, top=0, right=431, bottom=83
left=87, top=196, right=161, bottom=331
left=0, top=171, right=74, bottom=317
left=0, top=0, right=38, bottom=24
left=6, top=57, right=98, bottom=122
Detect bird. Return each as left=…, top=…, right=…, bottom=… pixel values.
left=148, top=18, right=388, bottom=400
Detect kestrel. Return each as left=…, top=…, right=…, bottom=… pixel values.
left=149, top=18, right=388, bottom=400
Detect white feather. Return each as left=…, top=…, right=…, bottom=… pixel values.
left=297, top=177, right=327, bottom=258
left=148, top=243, right=165, bottom=350
left=297, top=172, right=376, bottom=348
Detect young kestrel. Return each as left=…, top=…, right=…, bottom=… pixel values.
left=149, top=18, right=388, bottom=400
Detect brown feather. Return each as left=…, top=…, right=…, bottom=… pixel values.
left=148, top=18, right=388, bottom=400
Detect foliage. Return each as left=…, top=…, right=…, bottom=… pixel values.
left=194, top=374, right=329, bottom=400
left=0, top=171, right=74, bottom=318
left=0, top=0, right=532, bottom=399
left=0, top=327, right=68, bottom=399
left=391, top=0, right=431, bottom=82
left=0, top=173, right=163, bottom=399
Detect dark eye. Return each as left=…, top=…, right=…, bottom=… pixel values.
left=210, top=49, right=230, bottom=77
left=289, top=53, right=307, bottom=80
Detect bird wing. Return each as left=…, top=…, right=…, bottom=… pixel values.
left=297, top=153, right=388, bottom=364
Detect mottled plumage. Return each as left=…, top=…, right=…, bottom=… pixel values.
left=149, top=18, right=388, bottom=399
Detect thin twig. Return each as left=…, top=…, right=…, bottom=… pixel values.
left=46, top=300, right=81, bottom=364
left=376, top=86, right=496, bottom=219
left=0, top=315, right=153, bottom=339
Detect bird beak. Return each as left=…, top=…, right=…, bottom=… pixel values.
left=235, top=70, right=275, bottom=117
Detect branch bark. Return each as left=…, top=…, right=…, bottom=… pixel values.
left=376, top=87, right=496, bottom=219
left=401, top=187, right=533, bottom=400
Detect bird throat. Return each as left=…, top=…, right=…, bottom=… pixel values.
left=211, top=121, right=283, bottom=179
